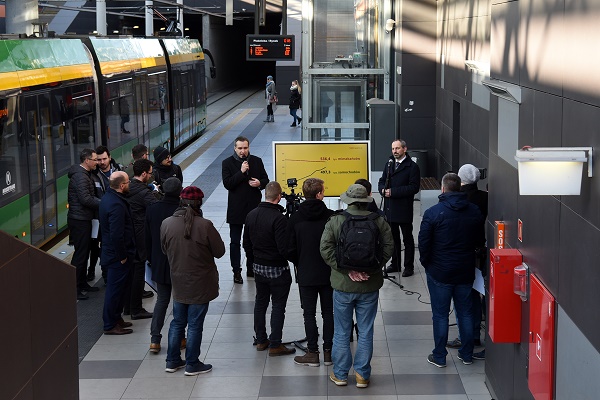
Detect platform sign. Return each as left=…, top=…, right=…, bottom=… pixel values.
left=247, top=35, right=294, bottom=61
left=273, top=141, right=370, bottom=197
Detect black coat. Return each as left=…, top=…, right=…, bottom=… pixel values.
left=286, top=199, right=334, bottom=286
left=154, top=163, right=183, bottom=189
left=418, top=192, right=483, bottom=285
left=67, top=164, right=100, bottom=221
left=222, top=154, right=269, bottom=224
left=99, top=188, right=136, bottom=265
left=289, top=88, right=301, bottom=109
left=377, top=155, right=420, bottom=223
left=127, top=179, right=158, bottom=261
left=243, top=202, right=288, bottom=267
left=145, top=195, right=180, bottom=284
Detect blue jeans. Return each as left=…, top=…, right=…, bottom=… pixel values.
left=426, top=273, right=474, bottom=364
left=150, top=282, right=172, bottom=343
left=290, top=108, right=300, bottom=123
left=332, top=289, right=379, bottom=380
left=254, top=269, right=292, bottom=347
left=167, top=301, right=209, bottom=368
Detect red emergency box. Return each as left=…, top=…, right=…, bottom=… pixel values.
left=489, top=248, right=523, bottom=343
left=528, top=274, right=555, bottom=400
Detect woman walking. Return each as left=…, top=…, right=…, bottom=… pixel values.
left=289, top=80, right=302, bottom=127
left=264, top=75, right=277, bottom=122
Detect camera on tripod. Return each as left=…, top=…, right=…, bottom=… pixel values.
left=282, top=177, right=303, bottom=217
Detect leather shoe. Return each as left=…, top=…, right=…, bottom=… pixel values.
left=117, top=318, right=133, bottom=328
left=82, top=284, right=99, bottom=292
left=104, top=325, right=133, bottom=335
left=234, top=272, right=243, bottom=284
left=268, top=344, right=296, bottom=357
left=384, top=265, right=400, bottom=274
left=150, top=343, right=161, bottom=353
left=256, top=340, right=270, bottom=351
left=131, top=310, right=153, bottom=320
left=86, top=272, right=95, bottom=282
left=142, top=290, right=154, bottom=299
left=180, top=338, right=187, bottom=350
left=401, top=269, right=414, bottom=277
left=77, top=291, right=89, bottom=300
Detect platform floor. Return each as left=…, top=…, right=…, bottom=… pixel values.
left=49, top=90, right=492, bottom=399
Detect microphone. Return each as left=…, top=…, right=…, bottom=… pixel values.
left=241, top=156, right=249, bottom=175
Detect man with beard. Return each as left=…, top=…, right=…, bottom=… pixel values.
left=124, top=159, right=158, bottom=320
left=100, top=171, right=137, bottom=335
left=153, top=146, right=183, bottom=193
left=221, top=136, right=269, bottom=284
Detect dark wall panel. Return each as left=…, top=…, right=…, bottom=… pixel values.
left=561, top=99, right=600, bottom=228
left=558, top=208, right=600, bottom=353
left=402, top=0, right=437, bottom=21
left=488, top=152, right=519, bottom=248
left=490, top=1, right=520, bottom=85
left=402, top=54, right=436, bottom=86
left=518, top=0, right=564, bottom=96
left=33, top=330, right=79, bottom=400
left=462, top=101, right=490, bottom=154
left=402, top=21, right=437, bottom=54
left=399, top=117, right=435, bottom=150
left=399, top=86, right=436, bottom=118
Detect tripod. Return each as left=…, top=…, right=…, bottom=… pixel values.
left=381, top=158, right=404, bottom=289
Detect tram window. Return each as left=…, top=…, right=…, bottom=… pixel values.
left=0, top=96, right=28, bottom=208
left=71, top=84, right=94, bottom=116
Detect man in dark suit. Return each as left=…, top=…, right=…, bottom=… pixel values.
left=377, top=139, right=421, bottom=277
left=99, top=171, right=137, bottom=335
left=221, top=136, right=269, bottom=284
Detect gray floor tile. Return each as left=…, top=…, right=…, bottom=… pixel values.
left=382, top=311, right=434, bottom=325
left=190, top=376, right=262, bottom=397
left=122, top=377, right=196, bottom=398
left=79, top=378, right=130, bottom=399
left=259, top=375, right=329, bottom=397
left=394, top=374, right=466, bottom=395
left=79, top=360, right=142, bottom=379
left=326, top=373, right=397, bottom=395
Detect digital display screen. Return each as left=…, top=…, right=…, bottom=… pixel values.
left=247, top=35, right=294, bottom=61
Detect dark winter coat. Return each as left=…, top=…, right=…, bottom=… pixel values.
left=67, top=164, right=100, bottom=221
left=286, top=199, right=334, bottom=286
left=461, top=183, right=488, bottom=248
left=154, top=163, right=183, bottom=189
left=127, top=179, right=158, bottom=261
left=418, top=192, right=484, bottom=285
left=99, top=188, right=136, bottom=265
left=377, top=155, right=421, bottom=223
left=160, top=208, right=226, bottom=305
left=289, top=88, right=301, bottom=110
left=145, top=194, right=180, bottom=285
left=243, top=202, right=288, bottom=267
left=222, top=154, right=269, bottom=224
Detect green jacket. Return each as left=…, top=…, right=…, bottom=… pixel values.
left=320, top=204, right=394, bottom=293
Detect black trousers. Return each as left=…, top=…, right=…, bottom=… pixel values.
left=299, top=285, right=334, bottom=352
left=389, top=222, right=415, bottom=271
left=229, top=224, right=253, bottom=273
left=68, top=218, right=92, bottom=292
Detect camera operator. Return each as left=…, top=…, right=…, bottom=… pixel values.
left=286, top=178, right=335, bottom=367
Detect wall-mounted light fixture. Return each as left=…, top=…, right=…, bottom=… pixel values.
left=515, top=147, right=593, bottom=195
left=465, top=60, right=490, bottom=75
left=385, top=19, right=396, bottom=33
left=482, top=79, right=521, bottom=104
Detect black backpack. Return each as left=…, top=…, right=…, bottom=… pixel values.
left=336, top=211, right=383, bottom=272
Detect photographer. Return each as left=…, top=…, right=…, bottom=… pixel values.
left=286, top=178, right=334, bottom=367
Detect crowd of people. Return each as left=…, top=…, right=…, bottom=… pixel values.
left=67, top=136, right=488, bottom=385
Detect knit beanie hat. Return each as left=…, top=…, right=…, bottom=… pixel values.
left=458, top=164, right=480, bottom=185
left=154, top=146, right=170, bottom=165
left=180, top=186, right=204, bottom=201
left=162, top=177, right=182, bottom=197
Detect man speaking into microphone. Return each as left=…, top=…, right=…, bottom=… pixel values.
left=222, top=136, right=269, bottom=284
left=377, top=139, right=421, bottom=277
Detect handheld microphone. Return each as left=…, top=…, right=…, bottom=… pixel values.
left=241, top=156, right=249, bottom=175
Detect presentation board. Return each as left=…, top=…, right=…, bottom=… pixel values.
left=273, top=141, right=371, bottom=197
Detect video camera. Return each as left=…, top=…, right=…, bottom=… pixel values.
left=282, top=177, right=303, bottom=217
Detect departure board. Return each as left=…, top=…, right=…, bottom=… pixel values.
left=247, top=35, right=294, bottom=61
left=273, top=141, right=371, bottom=197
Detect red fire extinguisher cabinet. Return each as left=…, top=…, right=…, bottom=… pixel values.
left=489, top=248, right=522, bottom=343
left=528, top=274, right=555, bottom=400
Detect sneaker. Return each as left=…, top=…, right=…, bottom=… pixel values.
left=165, top=359, right=186, bottom=373
left=184, top=362, right=212, bottom=376
left=290, top=123, right=297, bottom=127
left=457, top=354, right=473, bottom=365
left=233, top=272, right=243, bottom=284
left=446, top=338, right=462, bottom=348
left=268, top=344, right=296, bottom=357
left=355, top=372, right=370, bottom=388
left=473, top=350, right=486, bottom=360
left=329, top=372, right=348, bottom=386
left=323, top=349, right=332, bottom=366
left=294, top=350, right=320, bottom=367
left=149, top=343, right=161, bottom=353
left=427, top=354, right=446, bottom=368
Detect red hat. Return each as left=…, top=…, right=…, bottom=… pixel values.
left=180, top=186, right=204, bottom=201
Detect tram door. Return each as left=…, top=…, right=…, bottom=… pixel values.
left=134, top=75, right=148, bottom=144
left=23, top=94, right=58, bottom=246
